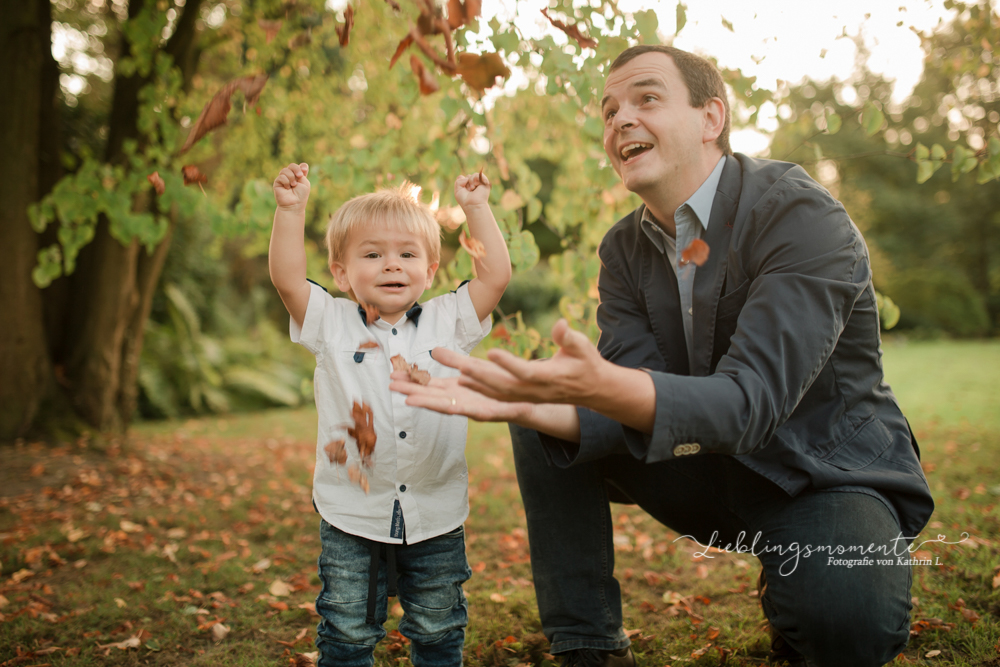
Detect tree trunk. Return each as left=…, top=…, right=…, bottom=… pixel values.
left=0, top=0, right=55, bottom=439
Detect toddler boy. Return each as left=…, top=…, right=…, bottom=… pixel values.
left=269, top=162, right=511, bottom=667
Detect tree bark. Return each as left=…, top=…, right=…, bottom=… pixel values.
left=0, top=0, right=55, bottom=438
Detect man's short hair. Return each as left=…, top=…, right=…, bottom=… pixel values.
left=609, top=45, right=732, bottom=155
left=326, top=182, right=442, bottom=266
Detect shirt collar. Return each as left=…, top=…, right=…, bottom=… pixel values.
left=640, top=154, right=727, bottom=234
left=356, top=303, right=423, bottom=327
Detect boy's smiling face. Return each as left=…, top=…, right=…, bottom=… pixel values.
left=331, top=226, right=439, bottom=324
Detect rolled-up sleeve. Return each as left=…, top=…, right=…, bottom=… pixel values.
left=290, top=282, right=329, bottom=356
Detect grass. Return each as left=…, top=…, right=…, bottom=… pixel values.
left=1, top=338, right=998, bottom=666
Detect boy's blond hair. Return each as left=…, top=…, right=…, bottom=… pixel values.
left=326, top=182, right=441, bottom=266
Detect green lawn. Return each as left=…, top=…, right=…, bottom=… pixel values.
left=1, top=340, right=997, bottom=665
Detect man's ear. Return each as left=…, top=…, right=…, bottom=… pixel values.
left=702, top=97, right=726, bottom=145
left=425, top=261, right=440, bottom=289
left=331, top=262, right=351, bottom=293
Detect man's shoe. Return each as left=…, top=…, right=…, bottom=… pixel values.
left=559, top=647, right=635, bottom=667
left=757, top=569, right=810, bottom=667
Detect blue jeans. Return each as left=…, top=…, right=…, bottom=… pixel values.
left=315, top=520, right=471, bottom=667
left=510, top=425, right=913, bottom=667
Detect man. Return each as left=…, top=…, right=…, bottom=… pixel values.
left=392, top=45, right=933, bottom=667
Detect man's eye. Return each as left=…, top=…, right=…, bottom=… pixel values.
left=605, top=109, right=616, bottom=121
left=642, top=94, right=656, bottom=103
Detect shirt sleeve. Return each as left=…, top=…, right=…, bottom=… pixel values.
left=451, top=282, right=492, bottom=353
left=289, top=282, right=330, bottom=356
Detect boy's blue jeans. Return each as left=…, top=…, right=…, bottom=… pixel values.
left=315, top=520, right=471, bottom=667
left=510, top=425, right=914, bottom=667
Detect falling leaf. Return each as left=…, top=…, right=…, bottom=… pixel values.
left=335, top=5, right=354, bottom=47
left=454, top=52, right=510, bottom=92
left=258, top=18, right=282, bottom=44
left=540, top=9, right=598, bottom=49
left=182, top=165, right=208, bottom=186
left=348, top=464, right=361, bottom=484
left=359, top=471, right=370, bottom=494
left=211, top=622, right=231, bottom=642
left=147, top=171, right=165, bottom=195
left=180, top=74, right=269, bottom=153
left=324, top=439, right=347, bottom=465
left=347, top=401, right=377, bottom=468
left=270, top=579, right=292, bottom=597
left=459, top=229, right=487, bottom=260
left=410, top=55, right=440, bottom=95
left=680, top=238, right=710, bottom=267
left=435, top=205, right=466, bottom=230
left=360, top=301, right=380, bottom=324
left=390, top=354, right=432, bottom=385
left=447, top=0, right=481, bottom=29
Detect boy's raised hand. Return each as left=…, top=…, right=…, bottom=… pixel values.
left=273, top=163, right=311, bottom=210
left=454, top=170, right=490, bottom=210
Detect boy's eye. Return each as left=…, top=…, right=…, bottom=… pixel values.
left=401, top=252, right=415, bottom=259
left=365, top=252, right=380, bottom=259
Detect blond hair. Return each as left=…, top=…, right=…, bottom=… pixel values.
left=326, top=182, right=441, bottom=266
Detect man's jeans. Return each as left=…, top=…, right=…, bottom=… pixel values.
left=315, top=520, right=471, bottom=667
left=510, top=425, right=913, bottom=667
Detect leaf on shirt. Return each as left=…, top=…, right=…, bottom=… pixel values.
left=324, top=439, right=347, bottom=466
left=390, top=354, right=431, bottom=386
left=347, top=401, right=377, bottom=468
left=680, top=238, right=710, bottom=267
left=360, top=301, right=380, bottom=324
left=357, top=340, right=380, bottom=350
left=458, top=229, right=486, bottom=260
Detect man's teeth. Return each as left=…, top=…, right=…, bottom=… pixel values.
left=621, top=143, right=651, bottom=159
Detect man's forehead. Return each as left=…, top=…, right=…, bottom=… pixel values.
left=601, top=54, right=679, bottom=104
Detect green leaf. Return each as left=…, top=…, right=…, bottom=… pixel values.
left=916, top=159, right=938, bottom=184
left=675, top=3, right=687, bottom=35
left=825, top=111, right=842, bottom=135
left=914, top=143, right=929, bottom=161
left=634, top=9, right=659, bottom=44
left=975, top=160, right=997, bottom=184
left=990, top=136, right=1000, bottom=157
left=861, top=103, right=884, bottom=136
left=876, top=291, right=900, bottom=330
left=721, top=16, right=734, bottom=32
left=930, top=143, right=947, bottom=161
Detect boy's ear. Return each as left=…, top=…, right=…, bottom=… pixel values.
left=331, top=262, right=351, bottom=293
left=424, top=261, right=440, bottom=289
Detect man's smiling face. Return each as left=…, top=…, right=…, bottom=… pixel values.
left=601, top=52, right=715, bottom=201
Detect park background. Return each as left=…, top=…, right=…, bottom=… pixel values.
left=1, top=0, right=998, bottom=664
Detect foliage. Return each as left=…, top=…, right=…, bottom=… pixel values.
left=2, top=340, right=998, bottom=664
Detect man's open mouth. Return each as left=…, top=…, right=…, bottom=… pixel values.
left=620, top=142, right=652, bottom=163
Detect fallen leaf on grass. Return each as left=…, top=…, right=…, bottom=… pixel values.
left=252, top=558, right=271, bottom=573
left=706, top=626, right=720, bottom=640
left=540, top=8, right=598, bottom=49
left=680, top=238, right=710, bottom=267
left=270, top=579, right=292, bottom=597
left=297, top=601, right=319, bottom=616
left=390, top=354, right=431, bottom=385
left=291, top=652, right=319, bottom=666
left=925, top=650, right=941, bottom=657
left=489, top=593, right=506, bottom=602
left=97, top=635, right=142, bottom=650
left=211, top=622, right=231, bottom=642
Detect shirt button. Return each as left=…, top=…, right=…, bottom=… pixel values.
left=392, top=328, right=398, bottom=335
left=399, top=485, right=407, bottom=492
left=399, top=431, right=406, bottom=438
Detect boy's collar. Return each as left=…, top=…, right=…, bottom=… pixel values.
left=356, top=303, right=422, bottom=327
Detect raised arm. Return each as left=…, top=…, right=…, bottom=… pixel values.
left=269, top=163, right=312, bottom=327
left=454, top=172, right=512, bottom=322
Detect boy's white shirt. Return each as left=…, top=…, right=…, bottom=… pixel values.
left=291, top=281, right=491, bottom=544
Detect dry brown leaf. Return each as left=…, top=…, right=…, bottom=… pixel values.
left=390, top=35, right=414, bottom=68
left=360, top=301, right=380, bottom=324
left=459, top=229, right=486, bottom=260
left=258, top=18, right=282, bottom=44
left=147, top=171, right=165, bottom=195
left=454, top=52, right=510, bottom=92
left=180, top=74, right=269, bottom=154
left=390, top=354, right=431, bottom=385
left=357, top=340, right=380, bottom=350
left=540, top=9, right=598, bottom=49
left=288, top=31, right=312, bottom=50
left=324, top=439, right=347, bottom=465
left=347, top=401, right=376, bottom=467
left=211, top=622, right=231, bottom=642
left=447, top=0, right=481, bottom=29
left=335, top=5, right=354, bottom=47
left=680, top=238, right=710, bottom=267
left=182, top=165, right=207, bottom=186
left=410, top=55, right=440, bottom=95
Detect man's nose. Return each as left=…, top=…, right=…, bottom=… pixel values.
left=613, top=107, right=636, bottom=131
